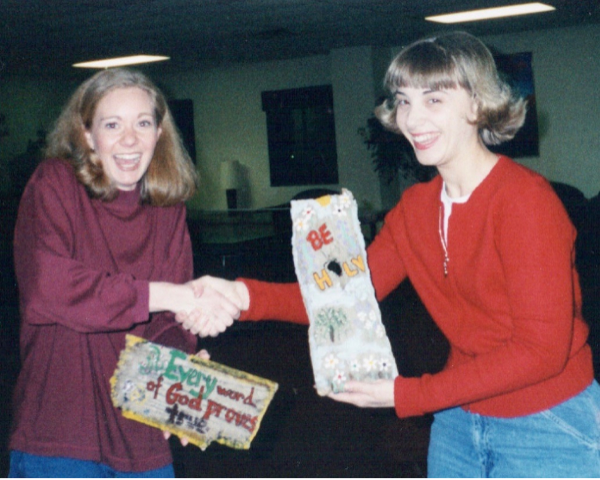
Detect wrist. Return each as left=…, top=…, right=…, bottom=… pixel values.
left=234, top=281, right=250, bottom=310
left=149, top=282, right=180, bottom=313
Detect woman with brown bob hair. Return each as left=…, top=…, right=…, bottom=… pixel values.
left=9, top=68, right=239, bottom=477
left=376, top=31, right=527, bottom=146
left=187, top=32, right=600, bottom=477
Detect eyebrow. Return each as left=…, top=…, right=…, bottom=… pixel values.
left=98, top=112, right=154, bottom=122
left=393, top=88, right=443, bottom=96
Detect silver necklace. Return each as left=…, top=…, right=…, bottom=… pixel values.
left=438, top=205, right=449, bottom=277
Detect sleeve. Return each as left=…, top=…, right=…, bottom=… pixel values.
left=14, top=163, right=189, bottom=346
left=393, top=182, right=580, bottom=418
left=237, top=204, right=409, bottom=323
left=14, top=166, right=147, bottom=333
left=365, top=206, right=409, bottom=300
left=238, top=279, right=308, bottom=324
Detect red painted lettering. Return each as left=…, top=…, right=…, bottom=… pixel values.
left=306, top=223, right=334, bottom=251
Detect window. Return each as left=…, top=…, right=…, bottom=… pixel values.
left=262, top=85, right=338, bottom=186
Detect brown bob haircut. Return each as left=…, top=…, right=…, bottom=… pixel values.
left=45, top=68, right=198, bottom=206
left=376, top=31, right=527, bottom=146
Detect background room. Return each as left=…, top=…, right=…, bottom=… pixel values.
left=1, top=1, right=599, bottom=477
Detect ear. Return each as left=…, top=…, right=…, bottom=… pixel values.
left=84, top=129, right=95, bottom=151
left=467, top=95, right=479, bottom=123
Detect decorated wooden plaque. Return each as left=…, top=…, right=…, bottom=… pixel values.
left=111, top=335, right=278, bottom=450
left=291, top=189, right=398, bottom=396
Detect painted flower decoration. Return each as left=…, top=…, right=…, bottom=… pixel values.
left=338, top=191, right=352, bottom=209
left=350, top=359, right=361, bottom=373
left=333, top=370, right=347, bottom=384
left=302, top=206, right=315, bottom=220
left=333, top=203, right=346, bottom=217
left=294, top=206, right=316, bottom=231
left=323, top=353, right=340, bottom=370
left=379, top=357, right=393, bottom=372
left=363, top=355, right=377, bottom=372
left=294, top=216, right=308, bottom=232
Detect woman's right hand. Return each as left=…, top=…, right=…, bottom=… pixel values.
left=189, top=276, right=250, bottom=311
left=150, top=281, right=240, bottom=337
left=174, top=276, right=249, bottom=337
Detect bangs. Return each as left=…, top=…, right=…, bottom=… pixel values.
left=385, top=41, right=468, bottom=93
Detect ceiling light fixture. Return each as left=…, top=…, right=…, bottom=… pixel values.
left=73, top=55, right=170, bottom=69
left=425, top=2, right=555, bottom=24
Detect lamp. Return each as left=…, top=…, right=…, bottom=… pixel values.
left=220, top=160, right=240, bottom=210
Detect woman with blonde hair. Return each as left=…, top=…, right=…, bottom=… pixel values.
left=9, top=68, right=238, bottom=477
left=190, top=32, right=600, bottom=477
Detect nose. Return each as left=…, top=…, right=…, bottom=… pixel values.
left=119, top=125, right=138, bottom=146
left=403, top=102, right=426, bottom=132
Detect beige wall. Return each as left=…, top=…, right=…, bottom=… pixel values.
left=481, top=24, right=600, bottom=198
left=159, top=47, right=382, bottom=211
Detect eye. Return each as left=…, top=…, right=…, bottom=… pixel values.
left=104, top=121, right=119, bottom=130
left=138, top=118, right=155, bottom=128
left=394, top=96, right=409, bottom=107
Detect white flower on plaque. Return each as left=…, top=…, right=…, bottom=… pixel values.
left=290, top=189, right=398, bottom=395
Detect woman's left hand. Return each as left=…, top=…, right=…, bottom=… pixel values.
left=327, top=379, right=395, bottom=408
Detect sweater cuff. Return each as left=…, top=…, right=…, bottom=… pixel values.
left=394, top=375, right=427, bottom=418
left=237, top=278, right=309, bottom=325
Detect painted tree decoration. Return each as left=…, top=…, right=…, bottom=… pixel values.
left=291, top=189, right=398, bottom=395
left=111, top=335, right=278, bottom=450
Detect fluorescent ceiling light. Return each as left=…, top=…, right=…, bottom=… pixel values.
left=426, top=2, right=555, bottom=24
left=73, top=55, right=170, bottom=69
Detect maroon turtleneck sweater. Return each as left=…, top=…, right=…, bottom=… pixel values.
left=10, top=158, right=196, bottom=471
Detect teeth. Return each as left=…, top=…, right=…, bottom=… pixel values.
left=115, top=154, right=140, bottom=161
left=413, top=133, right=437, bottom=143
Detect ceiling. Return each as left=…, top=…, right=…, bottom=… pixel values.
left=1, top=0, right=599, bottom=78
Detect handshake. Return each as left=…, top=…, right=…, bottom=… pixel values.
left=173, top=276, right=250, bottom=338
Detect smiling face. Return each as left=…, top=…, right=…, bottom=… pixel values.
left=84, top=87, right=162, bottom=191
left=394, top=86, right=480, bottom=171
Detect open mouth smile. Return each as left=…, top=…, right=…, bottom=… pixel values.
left=114, top=154, right=142, bottom=171
left=412, top=133, right=439, bottom=150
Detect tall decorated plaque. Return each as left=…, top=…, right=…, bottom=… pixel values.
left=290, top=189, right=398, bottom=395
left=111, top=335, right=278, bottom=450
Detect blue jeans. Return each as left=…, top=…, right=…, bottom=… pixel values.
left=8, top=451, right=174, bottom=478
left=427, top=381, right=600, bottom=477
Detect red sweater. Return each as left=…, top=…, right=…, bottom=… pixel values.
left=10, top=158, right=196, bottom=471
left=240, top=156, right=593, bottom=418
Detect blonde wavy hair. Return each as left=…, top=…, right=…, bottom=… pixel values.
left=376, top=32, right=527, bottom=146
left=45, top=68, right=198, bottom=206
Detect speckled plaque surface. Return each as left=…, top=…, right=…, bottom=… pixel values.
left=291, top=189, right=398, bottom=395
left=111, top=335, right=278, bottom=450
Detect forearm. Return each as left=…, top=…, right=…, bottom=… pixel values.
left=238, top=278, right=308, bottom=324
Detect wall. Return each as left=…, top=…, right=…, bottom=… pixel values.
left=1, top=23, right=598, bottom=204
left=481, top=24, right=600, bottom=199
left=0, top=75, right=80, bottom=193
left=159, top=48, right=381, bottom=211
